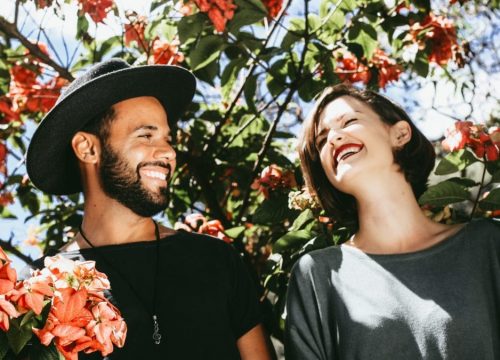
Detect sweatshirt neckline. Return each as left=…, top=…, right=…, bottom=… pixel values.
left=340, top=221, right=471, bottom=262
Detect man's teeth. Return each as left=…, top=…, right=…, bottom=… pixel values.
left=336, top=147, right=361, bottom=163
left=143, top=170, right=167, bottom=180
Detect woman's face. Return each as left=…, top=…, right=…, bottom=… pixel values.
left=316, top=95, right=399, bottom=194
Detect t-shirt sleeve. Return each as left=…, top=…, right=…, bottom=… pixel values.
left=227, top=247, right=262, bottom=339
left=285, top=254, right=333, bottom=360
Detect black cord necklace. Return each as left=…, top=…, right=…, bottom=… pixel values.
left=79, top=220, right=162, bottom=345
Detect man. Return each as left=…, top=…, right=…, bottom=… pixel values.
left=26, top=59, right=273, bottom=359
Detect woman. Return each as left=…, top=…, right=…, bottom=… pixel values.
left=285, top=84, right=500, bottom=359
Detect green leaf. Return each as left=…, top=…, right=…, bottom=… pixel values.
left=273, top=230, right=313, bottom=253
left=446, top=177, right=479, bottom=188
left=28, top=341, right=63, bottom=360
left=189, top=35, right=225, bottom=71
left=221, top=58, right=246, bottom=102
left=244, top=75, right=257, bottom=113
left=348, top=23, right=378, bottom=60
left=289, top=209, right=315, bottom=232
left=339, top=0, right=357, bottom=11
left=253, top=194, right=298, bottom=224
left=414, top=50, right=429, bottom=77
left=0, top=331, right=9, bottom=359
left=492, top=170, right=500, bottom=183
left=6, top=317, right=34, bottom=355
left=435, top=149, right=479, bottom=175
left=228, top=0, right=267, bottom=32
left=224, top=226, right=246, bottom=238
left=479, top=188, right=500, bottom=211
left=76, top=15, right=89, bottom=39
left=418, top=181, right=470, bottom=207
left=177, top=13, right=206, bottom=44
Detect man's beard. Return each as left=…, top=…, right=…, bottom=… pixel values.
left=99, top=141, right=171, bottom=217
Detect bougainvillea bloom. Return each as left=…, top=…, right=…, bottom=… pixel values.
left=148, top=38, right=185, bottom=65
left=194, top=0, right=237, bottom=32
left=410, top=13, right=459, bottom=65
left=371, top=49, right=402, bottom=88
left=262, top=0, right=283, bottom=18
left=78, top=0, right=114, bottom=23
left=0, top=97, right=20, bottom=123
left=334, top=50, right=371, bottom=85
left=175, top=214, right=233, bottom=243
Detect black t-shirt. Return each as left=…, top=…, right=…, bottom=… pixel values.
left=31, top=231, right=262, bottom=359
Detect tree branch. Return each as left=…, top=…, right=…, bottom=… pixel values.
left=0, top=16, right=74, bottom=81
left=0, top=234, right=35, bottom=267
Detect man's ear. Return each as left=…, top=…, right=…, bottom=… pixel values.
left=390, top=121, right=412, bottom=148
left=71, top=132, right=100, bottom=164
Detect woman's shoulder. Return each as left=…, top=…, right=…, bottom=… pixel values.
left=291, top=245, right=344, bottom=277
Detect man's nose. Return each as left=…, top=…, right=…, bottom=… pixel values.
left=154, top=143, right=176, bottom=161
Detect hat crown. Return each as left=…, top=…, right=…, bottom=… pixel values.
left=58, top=58, right=131, bottom=104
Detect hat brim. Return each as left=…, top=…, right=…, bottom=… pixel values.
left=26, top=65, right=195, bottom=195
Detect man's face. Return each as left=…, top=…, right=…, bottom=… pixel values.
left=98, top=96, right=176, bottom=217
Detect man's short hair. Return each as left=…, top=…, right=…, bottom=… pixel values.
left=297, top=84, right=436, bottom=226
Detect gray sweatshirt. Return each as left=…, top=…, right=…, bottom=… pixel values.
left=285, top=219, right=500, bottom=360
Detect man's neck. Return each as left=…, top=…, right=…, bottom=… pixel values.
left=79, top=196, right=157, bottom=247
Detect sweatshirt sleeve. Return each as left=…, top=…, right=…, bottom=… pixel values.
left=285, top=254, right=334, bottom=360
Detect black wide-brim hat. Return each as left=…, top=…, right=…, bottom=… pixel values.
left=26, top=58, right=196, bottom=195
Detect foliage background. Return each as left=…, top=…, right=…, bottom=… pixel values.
left=0, top=0, right=499, bottom=343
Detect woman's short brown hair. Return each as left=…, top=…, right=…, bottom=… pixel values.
left=298, top=84, right=436, bottom=225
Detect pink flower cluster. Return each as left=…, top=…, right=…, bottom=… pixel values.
left=252, top=164, right=297, bottom=199
left=0, top=249, right=126, bottom=360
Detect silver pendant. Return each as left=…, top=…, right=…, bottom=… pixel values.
left=152, top=314, right=162, bottom=345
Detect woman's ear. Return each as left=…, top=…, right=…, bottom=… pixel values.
left=390, top=121, right=412, bottom=148
left=71, top=132, right=100, bottom=164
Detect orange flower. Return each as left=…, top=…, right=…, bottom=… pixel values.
left=86, top=299, right=127, bottom=355
left=0, top=296, right=19, bottom=331
left=78, top=0, right=114, bottom=23
left=334, top=50, right=371, bottom=85
left=194, top=0, right=237, bottom=32
left=0, top=192, right=13, bottom=207
left=33, top=288, right=94, bottom=357
left=12, top=274, right=53, bottom=315
left=0, top=248, right=17, bottom=295
left=199, top=220, right=233, bottom=243
left=148, top=38, right=185, bottom=65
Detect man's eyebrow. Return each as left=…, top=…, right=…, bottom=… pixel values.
left=133, top=124, right=172, bottom=139
left=133, top=125, right=158, bottom=132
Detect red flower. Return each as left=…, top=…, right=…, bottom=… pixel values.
left=124, top=13, right=147, bottom=50
left=370, top=49, right=402, bottom=88
left=0, top=97, right=20, bottom=123
left=262, top=0, right=283, bottom=18
left=442, top=121, right=472, bottom=152
left=410, top=13, right=459, bottom=65
left=442, top=121, right=500, bottom=162
left=194, top=0, right=237, bottom=32
left=78, top=0, right=114, bottom=24
left=0, top=193, right=13, bottom=207
left=251, top=164, right=297, bottom=199
left=148, top=38, right=184, bottom=65
left=334, top=50, right=371, bottom=85
left=199, top=220, right=233, bottom=243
